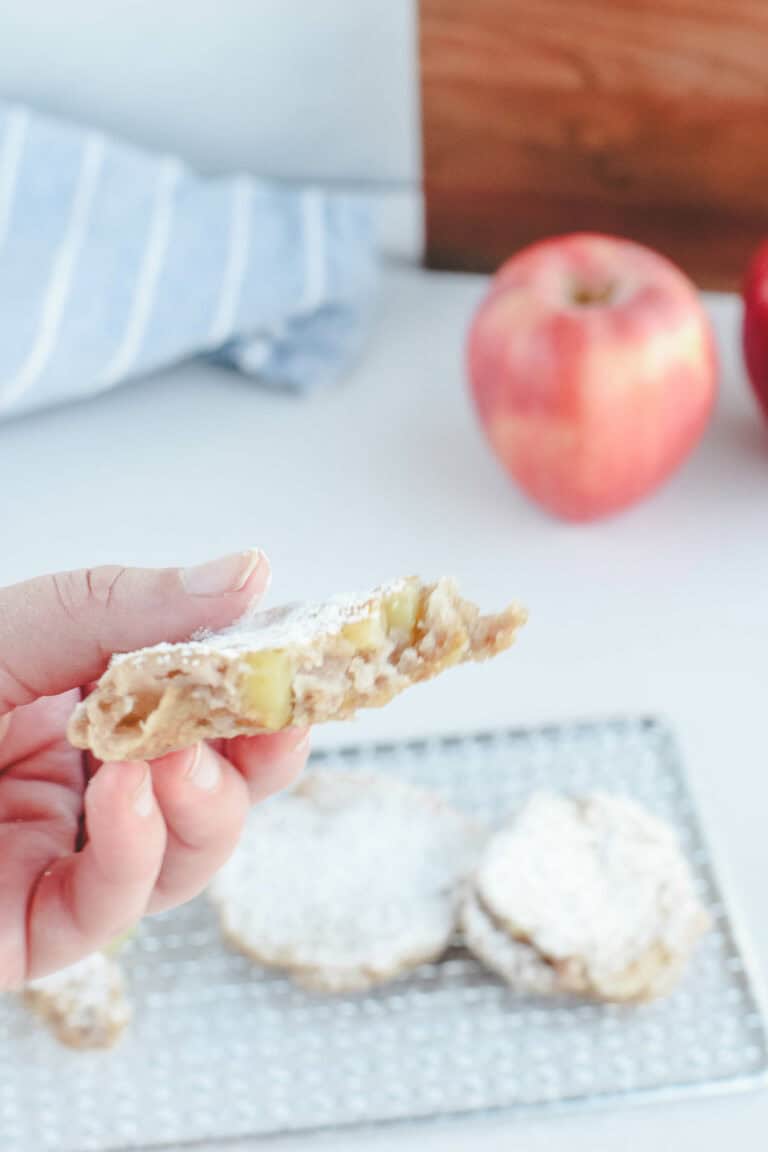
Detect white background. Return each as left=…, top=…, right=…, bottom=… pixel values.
left=0, top=0, right=422, bottom=255
left=1, top=5, right=768, bottom=1150
left=0, top=0, right=419, bottom=182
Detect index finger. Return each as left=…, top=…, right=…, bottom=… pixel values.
left=0, top=550, right=269, bottom=715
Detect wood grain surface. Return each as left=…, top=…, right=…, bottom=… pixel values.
left=420, top=0, right=768, bottom=287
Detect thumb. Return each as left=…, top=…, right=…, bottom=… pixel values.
left=0, top=549, right=269, bottom=713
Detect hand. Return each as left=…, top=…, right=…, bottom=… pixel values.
left=0, top=550, right=310, bottom=988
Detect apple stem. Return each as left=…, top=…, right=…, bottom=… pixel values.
left=571, top=281, right=616, bottom=307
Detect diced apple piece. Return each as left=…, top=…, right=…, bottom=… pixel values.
left=341, top=610, right=387, bottom=651
left=242, top=650, right=294, bottom=728
left=383, top=585, right=421, bottom=639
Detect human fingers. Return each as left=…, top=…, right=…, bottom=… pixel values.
left=145, top=745, right=251, bottom=914
left=0, top=549, right=269, bottom=714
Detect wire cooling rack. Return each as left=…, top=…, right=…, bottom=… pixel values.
left=1, top=717, right=766, bottom=1151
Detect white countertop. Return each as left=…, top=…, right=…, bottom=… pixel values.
left=1, top=264, right=767, bottom=1150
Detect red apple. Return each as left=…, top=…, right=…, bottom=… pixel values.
left=467, top=233, right=718, bottom=521
left=742, top=239, right=768, bottom=420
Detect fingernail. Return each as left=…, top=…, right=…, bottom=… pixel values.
left=185, top=746, right=221, bottom=792
left=132, top=767, right=155, bottom=817
left=182, top=549, right=264, bottom=597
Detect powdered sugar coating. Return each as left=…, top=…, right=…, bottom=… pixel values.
left=209, top=771, right=484, bottom=991
left=24, top=952, right=131, bottom=1047
left=475, top=792, right=708, bottom=997
left=113, top=579, right=410, bottom=666
left=461, top=890, right=560, bottom=996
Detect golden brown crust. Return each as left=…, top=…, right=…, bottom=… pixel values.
left=461, top=887, right=706, bottom=1003
left=23, top=953, right=131, bottom=1048
left=219, top=923, right=452, bottom=994
left=210, top=771, right=484, bottom=993
left=68, top=578, right=526, bottom=761
left=463, top=792, right=710, bottom=1003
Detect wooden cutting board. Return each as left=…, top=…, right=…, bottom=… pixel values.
left=420, top=0, right=768, bottom=287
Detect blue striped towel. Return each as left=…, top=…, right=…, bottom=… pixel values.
left=0, top=103, right=376, bottom=421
